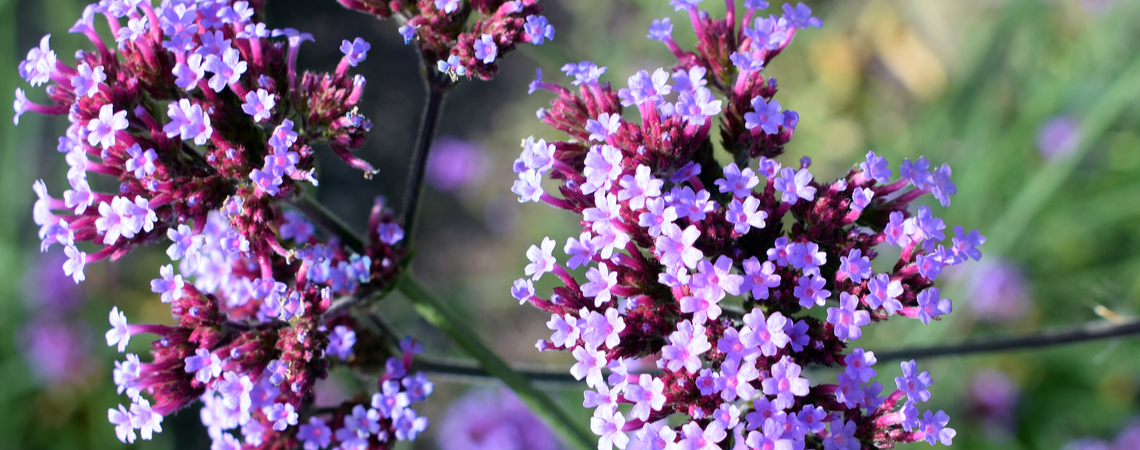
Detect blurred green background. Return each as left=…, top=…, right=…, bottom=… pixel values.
left=3, top=0, right=1140, bottom=448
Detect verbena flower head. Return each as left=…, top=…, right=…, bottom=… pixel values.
left=336, top=0, right=551, bottom=81
left=15, top=1, right=430, bottom=448
left=515, top=2, right=984, bottom=448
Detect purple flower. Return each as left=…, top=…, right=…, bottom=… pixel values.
left=655, top=224, right=704, bottom=269
left=860, top=150, right=892, bottom=183
left=950, top=225, right=985, bottom=263
left=435, top=0, right=459, bottom=13
left=625, top=374, right=667, bottom=420
left=393, top=408, right=428, bottom=441
left=662, top=320, right=711, bottom=374
left=205, top=48, right=247, bottom=92
left=327, top=325, right=356, bottom=360
left=440, top=388, right=562, bottom=450
left=173, top=53, right=206, bottom=90
left=618, top=165, right=663, bottom=211
left=716, top=357, right=761, bottom=402
left=919, top=410, right=956, bottom=446
left=473, top=34, right=497, bottom=64
left=297, top=417, right=332, bottom=450
left=150, top=264, right=184, bottom=303
left=844, top=348, right=877, bottom=383
left=827, top=292, right=871, bottom=341
left=761, top=357, right=810, bottom=409
left=582, top=264, right=619, bottom=307
left=371, top=380, right=410, bottom=419
left=581, top=145, right=623, bottom=194
left=218, top=371, right=254, bottom=412
left=621, top=69, right=672, bottom=106
left=124, top=144, right=158, bottom=178
left=672, top=66, right=708, bottom=93
left=931, top=164, right=956, bottom=207
left=741, top=308, right=789, bottom=357
left=19, top=34, right=56, bottom=86
left=648, top=18, right=673, bottom=41
left=71, top=63, right=105, bottom=98
left=851, top=187, right=874, bottom=212
left=570, top=345, right=607, bottom=388
left=397, top=24, right=417, bottom=44
left=86, top=104, right=128, bottom=149
left=130, top=398, right=163, bottom=440
left=376, top=222, right=405, bottom=245
left=547, top=313, right=580, bottom=348
left=105, top=306, right=131, bottom=352
left=915, top=287, right=952, bottom=325
left=773, top=167, right=816, bottom=204
left=788, top=241, right=826, bottom=276
left=744, top=96, right=785, bottom=134
left=782, top=2, right=823, bottom=29
left=582, top=308, right=625, bottom=350
left=164, top=99, right=213, bottom=145
left=966, top=259, right=1029, bottom=322
left=896, top=360, right=933, bottom=403
left=715, top=163, right=761, bottom=198
left=793, top=272, right=830, bottom=308
left=336, top=405, right=380, bottom=447
left=900, top=157, right=934, bottom=189
left=679, top=420, right=726, bottom=450
left=561, top=60, right=607, bottom=85
left=264, top=402, right=299, bottom=431
left=839, top=249, right=872, bottom=284
left=524, top=15, right=555, bottom=45
left=524, top=237, right=557, bottom=280
left=675, top=87, right=722, bottom=126
left=437, top=55, right=467, bottom=77
left=426, top=136, right=488, bottom=192
left=63, top=244, right=87, bottom=284
left=108, top=404, right=136, bottom=443
left=730, top=51, right=766, bottom=72
left=865, top=273, right=903, bottom=315
left=823, top=420, right=859, bottom=450
left=591, top=408, right=628, bottom=450
left=726, top=197, right=768, bottom=235
left=1036, top=115, right=1081, bottom=160
left=587, top=113, right=622, bottom=142
left=184, top=348, right=222, bottom=383
left=339, top=37, right=370, bottom=67
left=241, top=89, right=275, bottom=122
left=744, top=16, right=785, bottom=51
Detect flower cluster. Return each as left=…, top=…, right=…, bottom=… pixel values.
left=336, top=0, right=554, bottom=81
left=15, top=0, right=428, bottom=448
left=514, top=1, right=983, bottom=448
left=438, top=387, right=563, bottom=450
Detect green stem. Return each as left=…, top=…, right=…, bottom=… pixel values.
left=400, top=73, right=449, bottom=247
left=397, top=275, right=595, bottom=450
left=288, top=193, right=367, bottom=253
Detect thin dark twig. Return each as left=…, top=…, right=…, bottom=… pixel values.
left=875, top=319, right=1140, bottom=362
left=288, top=193, right=368, bottom=253
left=322, top=287, right=382, bottom=322
left=400, top=72, right=449, bottom=245
left=409, top=319, right=1140, bottom=385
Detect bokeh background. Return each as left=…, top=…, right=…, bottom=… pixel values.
left=3, top=0, right=1140, bottom=448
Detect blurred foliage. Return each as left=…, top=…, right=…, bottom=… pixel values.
left=3, top=0, right=1140, bottom=449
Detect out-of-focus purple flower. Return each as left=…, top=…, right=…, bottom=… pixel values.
left=438, top=387, right=563, bottom=450
left=426, top=136, right=489, bottom=193
left=23, top=251, right=83, bottom=311
left=18, top=317, right=94, bottom=387
left=970, top=369, right=1018, bottom=441
left=965, top=259, right=1031, bottom=322
left=1036, top=115, right=1081, bottom=160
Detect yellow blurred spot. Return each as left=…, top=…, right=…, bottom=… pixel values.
left=860, top=0, right=948, bottom=101
left=808, top=32, right=861, bottom=104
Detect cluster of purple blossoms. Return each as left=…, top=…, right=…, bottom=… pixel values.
left=438, top=387, right=563, bottom=450
left=1065, top=417, right=1140, bottom=450
left=514, top=1, right=985, bottom=448
left=335, top=0, right=554, bottom=81
left=17, top=253, right=96, bottom=387
left=15, top=0, right=437, bottom=448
